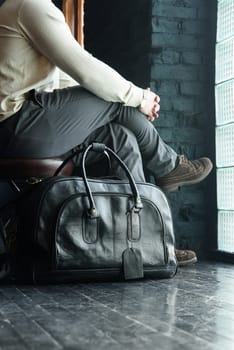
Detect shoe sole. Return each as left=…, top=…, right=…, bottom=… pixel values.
left=177, top=256, right=198, bottom=267
left=160, top=162, right=213, bottom=192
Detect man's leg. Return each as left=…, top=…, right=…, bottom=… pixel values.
left=1, top=87, right=177, bottom=179
left=112, top=105, right=213, bottom=191
left=1, top=86, right=212, bottom=193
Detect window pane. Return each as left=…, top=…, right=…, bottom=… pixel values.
left=216, top=124, right=234, bottom=167
left=217, top=168, right=234, bottom=209
left=215, top=38, right=234, bottom=84
left=218, top=211, right=234, bottom=253
left=215, top=80, right=234, bottom=125
left=216, top=0, right=234, bottom=254
left=217, top=0, right=234, bottom=42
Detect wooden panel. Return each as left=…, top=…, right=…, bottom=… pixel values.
left=62, top=0, right=84, bottom=47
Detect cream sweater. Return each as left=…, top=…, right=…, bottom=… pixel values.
left=0, top=0, right=144, bottom=121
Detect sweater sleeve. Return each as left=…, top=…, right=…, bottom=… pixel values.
left=17, top=0, right=144, bottom=107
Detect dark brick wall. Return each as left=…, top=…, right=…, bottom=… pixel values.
left=85, top=0, right=217, bottom=256
left=150, top=0, right=216, bottom=256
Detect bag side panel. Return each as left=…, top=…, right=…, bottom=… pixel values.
left=15, top=177, right=177, bottom=282
left=55, top=194, right=166, bottom=270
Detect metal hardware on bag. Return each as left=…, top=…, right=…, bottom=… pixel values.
left=10, top=180, right=21, bottom=192
left=91, top=143, right=106, bottom=153
left=133, top=206, right=141, bottom=214
left=90, top=143, right=111, bottom=172
left=136, top=198, right=143, bottom=209
left=87, top=208, right=98, bottom=219
left=26, top=177, right=43, bottom=185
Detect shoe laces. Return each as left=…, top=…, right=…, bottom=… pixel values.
left=179, top=154, right=189, bottom=164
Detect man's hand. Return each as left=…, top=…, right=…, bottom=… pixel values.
left=138, top=88, right=160, bottom=122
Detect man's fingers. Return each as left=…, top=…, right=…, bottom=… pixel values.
left=155, top=95, right=160, bottom=103
left=154, top=103, right=160, bottom=113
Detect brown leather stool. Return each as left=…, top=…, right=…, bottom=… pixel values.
left=0, top=157, right=74, bottom=179
left=0, top=157, right=74, bottom=200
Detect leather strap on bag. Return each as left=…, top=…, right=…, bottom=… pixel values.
left=81, top=143, right=143, bottom=218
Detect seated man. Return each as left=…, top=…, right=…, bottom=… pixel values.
left=0, top=0, right=212, bottom=265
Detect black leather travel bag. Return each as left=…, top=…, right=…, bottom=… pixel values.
left=15, top=143, right=177, bottom=283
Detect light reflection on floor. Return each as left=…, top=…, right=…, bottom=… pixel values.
left=0, top=262, right=233, bottom=349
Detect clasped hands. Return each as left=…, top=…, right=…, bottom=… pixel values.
left=138, top=88, right=160, bottom=122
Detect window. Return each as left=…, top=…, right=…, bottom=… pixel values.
left=215, top=0, right=234, bottom=253
left=53, top=0, right=84, bottom=46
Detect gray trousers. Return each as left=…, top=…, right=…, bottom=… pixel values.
left=0, top=86, right=177, bottom=181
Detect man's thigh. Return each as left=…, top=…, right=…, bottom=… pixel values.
left=2, top=87, right=121, bottom=157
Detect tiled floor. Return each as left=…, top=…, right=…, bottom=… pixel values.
left=0, top=262, right=234, bottom=350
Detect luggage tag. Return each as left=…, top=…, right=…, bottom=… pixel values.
left=122, top=247, right=144, bottom=280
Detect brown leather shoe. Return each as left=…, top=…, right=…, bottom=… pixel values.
left=156, top=155, right=213, bottom=192
left=175, top=249, right=197, bottom=267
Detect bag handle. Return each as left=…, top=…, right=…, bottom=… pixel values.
left=53, top=145, right=112, bottom=177
left=0, top=143, right=143, bottom=216
left=81, top=143, right=143, bottom=217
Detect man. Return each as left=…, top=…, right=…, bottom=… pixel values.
left=0, top=0, right=212, bottom=265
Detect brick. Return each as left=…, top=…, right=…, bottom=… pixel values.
left=152, top=33, right=198, bottom=49
left=168, top=142, right=199, bottom=157
left=182, top=19, right=207, bottom=35
left=152, top=17, right=206, bottom=35
left=180, top=81, right=206, bottom=96
left=181, top=51, right=205, bottom=65
left=151, top=63, right=198, bottom=80
left=173, top=220, right=206, bottom=242
left=152, top=2, right=197, bottom=19
left=198, top=66, right=210, bottom=81
left=153, top=110, right=206, bottom=130
left=198, top=37, right=210, bottom=50
left=181, top=0, right=209, bottom=8
left=151, top=49, right=181, bottom=65
left=179, top=202, right=206, bottom=221
left=152, top=17, right=182, bottom=34
left=157, top=126, right=204, bottom=144
left=154, top=80, right=179, bottom=95
left=197, top=5, right=210, bottom=19
left=152, top=111, right=179, bottom=127
left=172, top=96, right=195, bottom=112
left=178, top=113, right=206, bottom=128
left=159, top=112, right=205, bottom=129
left=152, top=0, right=208, bottom=8
left=155, top=127, right=174, bottom=142
left=158, top=95, right=174, bottom=111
